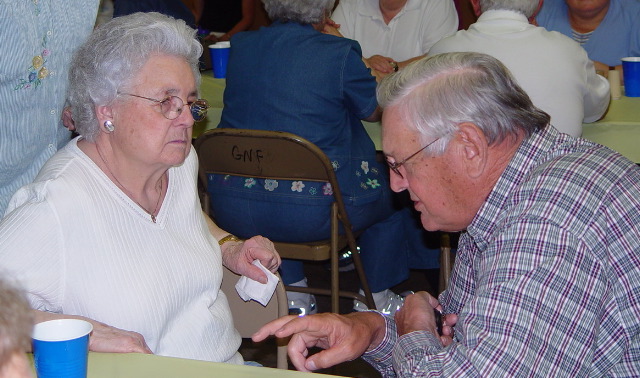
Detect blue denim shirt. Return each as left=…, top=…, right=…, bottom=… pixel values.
left=0, top=0, right=99, bottom=215
left=213, top=21, right=383, bottom=206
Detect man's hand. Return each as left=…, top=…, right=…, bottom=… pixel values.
left=593, top=61, right=622, bottom=80
left=252, top=312, right=386, bottom=372
left=395, top=292, right=442, bottom=339
left=441, top=312, right=458, bottom=347
left=323, top=23, right=343, bottom=37
left=364, top=55, right=396, bottom=74
left=222, top=236, right=281, bottom=283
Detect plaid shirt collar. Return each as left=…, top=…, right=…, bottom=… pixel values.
left=466, top=125, right=561, bottom=252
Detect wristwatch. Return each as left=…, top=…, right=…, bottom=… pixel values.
left=390, top=61, right=399, bottom=72
left=218, top=234, right=242, bottom=246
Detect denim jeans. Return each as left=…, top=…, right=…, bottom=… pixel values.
left=211, top=184, right=438, bottom=292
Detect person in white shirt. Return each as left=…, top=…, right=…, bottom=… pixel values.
left=331, top=0, right=458, bottom=75
left=429, top=0, right=610, bottom=137
left=0, top=12, right=280, bottom=363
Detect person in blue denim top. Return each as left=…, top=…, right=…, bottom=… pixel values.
left=536, top=0, right=640, bottom=77
left=209, top=0, right=439, bottom=315
left=0, top=0, right=99, bottom=217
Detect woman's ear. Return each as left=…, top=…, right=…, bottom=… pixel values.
left=455, top=122, right=488, bottom=179
left=95, top=105, right=116, bottom=133
left=95, top=105, right=114, bottom=123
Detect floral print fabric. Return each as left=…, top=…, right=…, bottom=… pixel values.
left=208, top=159, right=382, bottom=204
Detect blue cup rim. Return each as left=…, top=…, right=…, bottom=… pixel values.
left=209, top=41, right=230, bottom=49
left=32, top=319, right=93, bottom=342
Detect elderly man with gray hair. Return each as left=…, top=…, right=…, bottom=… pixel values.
left=428, top=0, right=610, bottom=138
left=253, top=52, right=640, bottom=376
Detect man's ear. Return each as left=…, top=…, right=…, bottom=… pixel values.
left=455, top=122, right=488, bottom=179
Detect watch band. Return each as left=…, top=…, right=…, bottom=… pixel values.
left=390, top=61, right=399, bottom=72
left=218, top=234, right=242, bottom=246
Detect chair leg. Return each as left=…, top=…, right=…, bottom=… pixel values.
left=340, top=205, right=374, bottom=309
left=348, top=242, right=375, bottom=309
left=274, top=280, right=289, bottom=369
left=438, top=233, right=452, bottom=294
left=276, top=341, right=288, bottom=369
left=330, top=204, right=340, bottom=313
left=284, top=204, right=375, bottom=313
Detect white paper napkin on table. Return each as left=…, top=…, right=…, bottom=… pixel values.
left=235, top=260, right=279, bottom=306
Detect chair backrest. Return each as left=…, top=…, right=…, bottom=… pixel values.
left=194, top=128, right=354, bottom=231
left=220, top=266, right=288, bottom=369
left=196, top=128, right=334, bottom=181
left=196, top=128, right=374, bottom=312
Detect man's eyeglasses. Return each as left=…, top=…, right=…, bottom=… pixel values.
left=386, top=137, right=441, bottom=179
left=118, top=93, right=210, bottom=122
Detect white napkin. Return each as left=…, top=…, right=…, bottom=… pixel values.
left=235, top=260, right=279, bottom=306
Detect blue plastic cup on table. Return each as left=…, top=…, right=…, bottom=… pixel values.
left=32, top=319, right=93, bottom=378
left=621, top=57, right=640, bottom=97
left=209, top=41, right=231, bottom=78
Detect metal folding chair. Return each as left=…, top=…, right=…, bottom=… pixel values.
left=195, top=128, right=375, bottom=312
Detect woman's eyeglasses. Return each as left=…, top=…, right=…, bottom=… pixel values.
left=118, top=93, right=210, bottom=122
left=386, top=137, right=441, bottom=179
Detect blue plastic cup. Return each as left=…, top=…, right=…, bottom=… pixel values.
left=32, top=319, right=93, bottom=378
left=621, top=57, right=640, bottom=97
left=209, top=42, right=231, bottom=79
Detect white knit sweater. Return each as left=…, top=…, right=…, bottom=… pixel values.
left=0, top=138, right=243, bottom=364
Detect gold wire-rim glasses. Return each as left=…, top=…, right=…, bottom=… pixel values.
left=386, top=137, right=441, bottom=178
left=118, top=92, right=210, bottom=122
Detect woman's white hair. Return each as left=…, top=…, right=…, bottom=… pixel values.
left=67, top=12, right=203, bottom=142
left=262, top=0, right=335, bottom=24
left=377, top=52, right=549, bottom=154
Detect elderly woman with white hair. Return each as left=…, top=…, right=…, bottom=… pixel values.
left=0, top=12, right=280, bottom=363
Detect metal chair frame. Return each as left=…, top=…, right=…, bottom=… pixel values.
left=195, top=128, right=375, bottom=312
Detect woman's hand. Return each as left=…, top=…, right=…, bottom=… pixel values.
left=202, top=212, right=280, bottom=282
left=88, top=320, right=153, bottom=354
left=253, top=312, right=386, bottom=372
left=222, top=236, right=281, bottom=283
left=33, top=310, right=153, bottom=354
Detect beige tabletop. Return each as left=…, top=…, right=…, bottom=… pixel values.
left=196, top=74, right=640, bottom=163
left=29, top=352, right=343, bottom=378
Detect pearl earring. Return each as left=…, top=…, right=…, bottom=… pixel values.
left=104, top=120, right=115, bottom=133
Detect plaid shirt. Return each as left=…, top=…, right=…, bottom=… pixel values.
left=363, top=126, right=640, bottom=377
